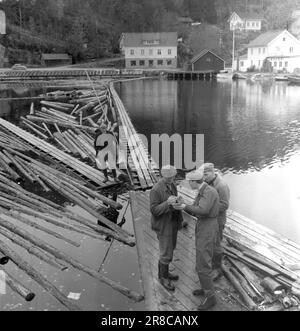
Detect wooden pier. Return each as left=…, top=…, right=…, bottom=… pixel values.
left=0, top=68, right=144, bottom=81
left=166, top=70, right=216, bottom=81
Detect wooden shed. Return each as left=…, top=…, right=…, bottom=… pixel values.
left=191, top=49, right=225, bottom=72
left=41, top=53, right=72, bottom=67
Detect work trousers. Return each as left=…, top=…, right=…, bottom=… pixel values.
left=96, top=151, right=117, bottom=170
left=213, top=214, right=226, bottom=266
left=157, top=231, right=178, bottom=265
left=195, top=219, right=218, bottom=296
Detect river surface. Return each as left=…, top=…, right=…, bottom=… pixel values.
left=118, top=78, right=300, bottom=245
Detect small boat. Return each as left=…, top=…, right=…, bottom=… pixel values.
left=232, top=73, right=247, bottom=80
left=275, top=75, right=289, bottom=81
left=216, top=70, right=233, bottom=80
left=287, top=75, right=300, bottom=85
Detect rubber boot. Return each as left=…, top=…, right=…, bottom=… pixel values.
left=158, top=262, right=175, bottom=292
left=167, top=264, right=179, bottom=281
left=103, top=169, right=109, bottom=183
left=197, top=294, right=217, bottom=311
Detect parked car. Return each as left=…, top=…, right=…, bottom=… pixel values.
left=11, top=64, right=27, bottom=71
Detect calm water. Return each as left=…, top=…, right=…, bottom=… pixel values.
left=118, top=78, right=300, bottom=245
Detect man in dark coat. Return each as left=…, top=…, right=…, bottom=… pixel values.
left=179, top=170, right=220, bottom=310
left=150, top=165, right=183, bottom=292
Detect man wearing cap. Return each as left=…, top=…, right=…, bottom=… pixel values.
left=94, top=123, right=120, bottom=183
left=150, top=165, right=183, bottom=292
left=200, top=163, right=230, bottom=276
left=178, top=170, right=219, bottom=310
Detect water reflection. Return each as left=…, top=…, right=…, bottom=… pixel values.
left=118, top=79, right=300, bottom=174
left=119, top=79, right=300, bottom=244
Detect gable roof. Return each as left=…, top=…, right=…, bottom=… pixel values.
left=42, top=53, right=71, bottom=60
left=191, top=49, right=225, bottom=64
left=122, top=32, right=178, bottom=47
left=234, top=11, right=264, bottom=20
left=248, top=30, right=284, bottom=47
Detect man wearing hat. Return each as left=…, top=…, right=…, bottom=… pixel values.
left=150, top=165, right=183, bottom=292
left=94, top=123, right=120, bottom=183
left=179, top=170, right=219, bottom=310
left=200, top=163, right=230, bottom=276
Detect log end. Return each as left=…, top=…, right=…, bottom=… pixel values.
left=0, top=256, right=9, bottom=265
left=25, top=293, right=36, bottom=302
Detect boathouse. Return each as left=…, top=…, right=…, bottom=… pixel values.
left=41, top=53, right=72, bottom=67
left=120, top=32, right=178, bottom=69
left=190, top=49, right=225, bottom=72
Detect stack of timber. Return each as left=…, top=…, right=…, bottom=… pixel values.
left=110, top=83, right=159, bottom=190
left=0, top=143, right=144, bottom=309
left=177, top=184, right=300, bottom=311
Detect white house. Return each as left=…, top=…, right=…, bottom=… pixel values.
left=229, top=11, right=263, bottom=31
left=236, top=30, right=300, bottom=73
left=120, top=32, right=178, bottom=69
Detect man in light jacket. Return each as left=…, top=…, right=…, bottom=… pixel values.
left=178, top=170, right=219, bottom=310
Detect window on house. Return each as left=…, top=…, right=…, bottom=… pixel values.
left=290, top=47, right=294, bottom=53
left=259, top=48, right=261, bottom=54
left=279, top=61, right=282, bottom=67
left=149, top=49, right=153, bottom=56
left=167, top=60, right=172, bottom=65
left=130, top=60, right=136, bottom=66
left=158, top=49, right=162, bottom=55
left=274, top=62, right=277, bottom=67
left=141, top=49, right=145, bottom=55
left=285, top=61, right=288, bottom=67
left=139, top=60, right=145, bottom=66
left=130, top=49, right=134, bottom=55
left=206, top=57, right=212, bottom=63
left=247, top=22, right=250, bottom=27
left=149, top=60, right=154, bottom=67
left=252, top=22, right=255, bottom=27
left=168, top=49, right=172, bottom=55
left=157, top=60, right=163, bottom=65
left=256, top=22, right=259, bottom=27
left=263, top=48, right=266, bottom=54
left=283, top=37, right=286, bottom=41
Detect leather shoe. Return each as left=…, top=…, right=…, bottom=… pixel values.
left=192, top=288, right=204, bottom=296
left=212, top=268, right=223, bottom=281
left=197, top=295, right=217, bottom=311
left=159, top=277, right=175, bottom=292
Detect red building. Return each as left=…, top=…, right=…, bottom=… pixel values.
left=190, top=49, right=225, bottom=72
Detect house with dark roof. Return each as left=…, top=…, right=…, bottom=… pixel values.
left=229, top=11, right=263, bottom=31
left=120, top=32, right=178, bottom=69
left=41, top=53, right=72, bottom=67
left=190, top=49, right=224, bottom=72
left=236, top=29, right=300, bottom=73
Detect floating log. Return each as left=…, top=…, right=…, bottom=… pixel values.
left=41, top=101, right=74, bottom=112
left=2, top=150, right=36, bottom=183
left=222, top=263, right=257, bottom=310
left=0, top=239, right=80, bottom=311
left=0, top=251, right=9, bottom=265
left=22, top=121, right=49, bottom=140
left=25, top=116, right=96, bottom=134
left=4, top=270, right=35, bottom=302
left=0, top=224, right=67, bottom=271
left=0, top=219, right=143, bottom=302
left=0, top=210, right=80, bottom=248
left=30, top=102, right=35, bottom=115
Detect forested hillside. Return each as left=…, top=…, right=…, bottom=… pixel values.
left=0, top=0, right=300, bottom=66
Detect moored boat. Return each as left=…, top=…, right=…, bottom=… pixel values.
left=287, top=75, right=300, bottom=84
